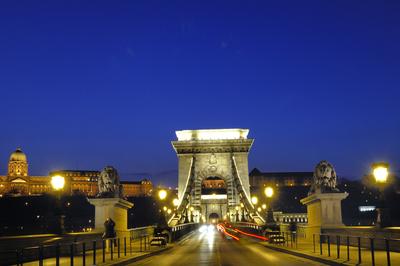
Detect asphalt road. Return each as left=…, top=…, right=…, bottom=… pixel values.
left=128, top=227, right=326, bottom=266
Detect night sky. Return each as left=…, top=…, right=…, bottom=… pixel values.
left=0, top=1, right=398, bottom=186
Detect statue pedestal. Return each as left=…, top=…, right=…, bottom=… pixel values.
left=300, top=192, right=348, bottom=241
left=88, top=198, right=134, bottom=238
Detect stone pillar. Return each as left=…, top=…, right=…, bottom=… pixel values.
left=88, top=198, right=134, bottom=238
left=300, top=192, right=348, bottom=241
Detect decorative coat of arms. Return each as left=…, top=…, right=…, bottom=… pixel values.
left=208, top=153, right=217, bottom=172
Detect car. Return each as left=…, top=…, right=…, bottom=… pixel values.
left=268, top=234, right=285, bottom=244
left=150, top=236, right=167, bottom=247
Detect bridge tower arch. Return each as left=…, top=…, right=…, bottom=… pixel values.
left=169, top=129, right=264, bottom=226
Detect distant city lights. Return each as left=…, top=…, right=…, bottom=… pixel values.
left=359, top=206, right=376, bottom=212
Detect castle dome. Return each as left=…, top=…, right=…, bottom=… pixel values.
left=9, top=148, right=27, bottom=162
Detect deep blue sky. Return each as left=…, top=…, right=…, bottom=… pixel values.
left=0, top=1, right=399, bottom=186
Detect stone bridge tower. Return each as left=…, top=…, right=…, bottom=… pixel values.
left=169, top=129, right=264, bottom=226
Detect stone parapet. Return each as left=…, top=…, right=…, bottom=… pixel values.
left=300, top=192, right=348, bottom=240
left=87, top=198, right=134, bottom=237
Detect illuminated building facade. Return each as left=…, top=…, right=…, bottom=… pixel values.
left=0, top=148, right=153, bottom=197
left=249, top=168, right=313, bottom=188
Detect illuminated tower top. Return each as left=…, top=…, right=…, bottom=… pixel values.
left=8, top=148, right=28, bottom=177
left=175, top=128, right=249, bottom=141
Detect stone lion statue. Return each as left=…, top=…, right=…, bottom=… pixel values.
left=309, top=160, right=339, bottom=194
left=97, top=166, right=121, bottom=198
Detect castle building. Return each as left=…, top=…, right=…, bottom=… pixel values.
left=249, top=168, right=313, bottom=188
left=0, top=148, right=153, bottom=197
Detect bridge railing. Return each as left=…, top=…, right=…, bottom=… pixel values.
left=128, top=225, right=156, bottom=241
left=0, top=226, right=160, bottom=266
left=273, top=230, right=400, bottom=266
left=170, top=223, right=198, bottom=242
left=232, top=222, right=262, bottom=231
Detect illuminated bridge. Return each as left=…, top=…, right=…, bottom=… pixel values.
left=168, top=129, right=264, bottom=226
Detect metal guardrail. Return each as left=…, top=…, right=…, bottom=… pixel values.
left=129, top=225, right=156, bottom=240
left=275, top=231, right=399, bottom=266
left=1, top=224, right=199, bottom=265
left=170, top=223, right=198, bottom=242
left=314, top=234, right=399, bottom=266
left=1, top=232, right=154, bottom=266
left=233, top=222, right=262, bottom=231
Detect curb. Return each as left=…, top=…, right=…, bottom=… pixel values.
left=262, top=244, right=346, bottom=266
left=104, top=246, right=173, bottom=266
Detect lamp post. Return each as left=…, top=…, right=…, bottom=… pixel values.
left=372, top=162, right=390, bottom=228
left=158, top=189, right=168, bottom=226
left=251, top=196, right=258, bottom=223
left=184, top=206, right=190, bottom=223
left=264, top=186, right=275, bottom=224
left=190, top=206, right=194, bottom=223
left=51, top=175, right=65, bottom=234
left=240, top=203, right=246, bottom=222
left=172, top=198, right=179, bottom=222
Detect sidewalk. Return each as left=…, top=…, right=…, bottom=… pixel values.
left=22, top=239, right=172, bottom=266
left=260, top=238, right=400, bottom=266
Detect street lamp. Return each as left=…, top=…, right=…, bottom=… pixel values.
left=264, top=186, right=274, bottom=198
left=51, top=175, right=65, bottom=234
left=373, top=164, right=389, bottom=183
left=157, top=189, right=168, bottom=227
left=239, top=202, right=246, bottom=221
left=264, top=186, right=275, bottom=225
left=158, top=189, right=167, bottom=200
left=173, top=198, right=179, bottom=207
left=190, top=206, right=194, bottom=222
left=51, top=175, right=65, bottom=191
left=372, top=162, right=390, bottom=228
left=241, top=206, right=246, bottom=222
left=251, top=196, right=258, bottom=205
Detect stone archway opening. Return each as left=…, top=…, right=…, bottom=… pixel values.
left=209, top=213, right=219, bottom=224
left=200, top=176, right=227, bottom=223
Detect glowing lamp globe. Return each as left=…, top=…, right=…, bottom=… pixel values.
left=251, top=196, right=258, bottom=205
left=264, top=187, right=274, bottom=198
left=51, top=175, right=65, bottom=191
left=372, top=163, right=389, bottom=184
left=158, top=189, right=167, bottom=200
left=173, top=198, right=179, bottom=206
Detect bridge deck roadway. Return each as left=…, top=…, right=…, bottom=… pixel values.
left=128, top=227, right=327, bottom=266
